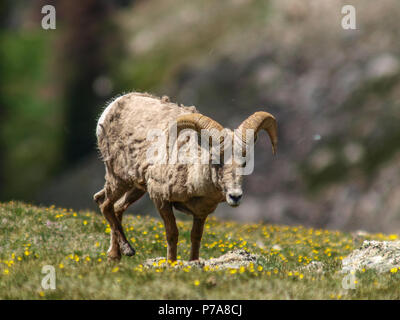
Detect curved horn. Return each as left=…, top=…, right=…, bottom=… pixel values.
left=238, top=111, right=278, bottom=155
left=175, top=113, right=226, bottom=156
left=176, top=113, right=224, bottom=135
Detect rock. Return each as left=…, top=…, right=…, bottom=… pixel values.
left=351, top=230, right=371, bottom=245
left=272, top=244, right=282, bottom=251
left=203, top=249, right=258, bottom=269
left=366, top=53, right=399, bottom=79
left=205, top=276, right=217, bottom=287
left=302, top=261, right=324, bottom=274
left=341, top=240, right=400, bottom=273
left=353, top=230, right=369, bottom=237
left=144, top=249, right=258, bottom=270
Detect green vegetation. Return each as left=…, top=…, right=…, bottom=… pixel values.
left=0, top=31, right=63, bottom=199
left=0, top=202, right=399, bottom=299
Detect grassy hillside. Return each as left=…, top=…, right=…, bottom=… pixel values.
left=0, top=201, right=399, bottom=299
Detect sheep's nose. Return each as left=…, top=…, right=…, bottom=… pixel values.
left=229, top=193, right=242, bottom=203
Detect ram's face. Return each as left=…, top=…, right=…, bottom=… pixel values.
left=220, top=161, right=244, bottom=207
left=215, top=130, right=246, bottom=207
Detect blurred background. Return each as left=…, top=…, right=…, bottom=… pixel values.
left=1, top=0, right=400, bottom=233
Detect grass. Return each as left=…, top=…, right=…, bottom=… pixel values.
left=0, top=201, right=399, bottom=299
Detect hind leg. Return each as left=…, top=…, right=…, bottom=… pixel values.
left=94, top=187, right=121, bottom=259
left=114, top=188, right=145, bottom=221
left=94, top=188, right=106, bottom=205
left=99, top=183, right=135, bottom=261
left=110, top=188, right=146, bottom=258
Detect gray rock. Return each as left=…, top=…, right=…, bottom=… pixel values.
left=302, top=261, right=324, bottom=274
left=366, top=53, right=399, bottom=79
left=341, top=240, right=400, bottom=273
left=144, top=249, right=258, bottom=270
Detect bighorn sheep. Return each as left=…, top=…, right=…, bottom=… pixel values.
left=94, top=92, right=277, bottom=261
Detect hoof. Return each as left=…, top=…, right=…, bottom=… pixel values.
left=107, top=252, right=121, bottom=261
left=120, top=242, right=136, bottom=256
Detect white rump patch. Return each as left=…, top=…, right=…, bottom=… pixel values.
left=96, top=95, right=125, bottom=137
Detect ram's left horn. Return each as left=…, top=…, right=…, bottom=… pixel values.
left=238, top=111, right=278, bottom=155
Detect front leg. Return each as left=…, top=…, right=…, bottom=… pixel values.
left=155, top=201, right=179, bottom=261
left=190, top=217, right=206, bottom=261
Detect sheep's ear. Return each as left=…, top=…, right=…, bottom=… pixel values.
left=237, top=111, right=277, bottom=155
